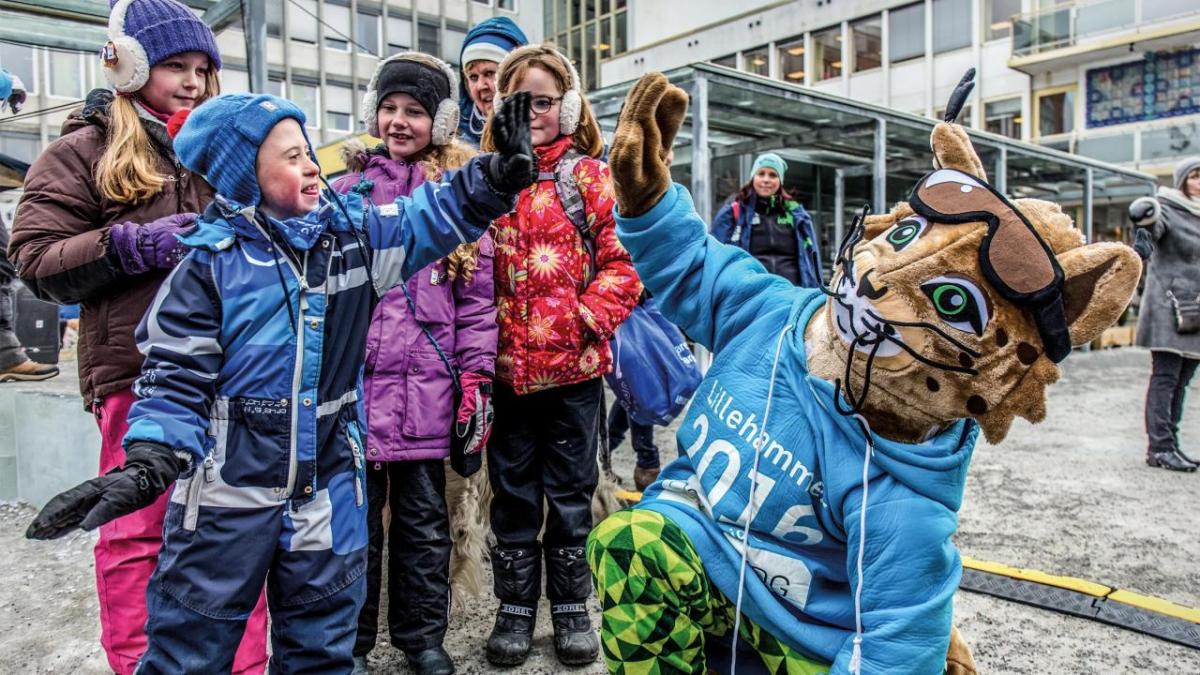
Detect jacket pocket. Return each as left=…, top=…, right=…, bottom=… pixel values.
left=343, top=423, right=366, bottom=508
left=413, top=266, right=454, bottom=325
left=224, top=398, right=291, bottom=488
left=402, top=355, right=456, bottom=439
left=179, top=448, right=216, bottom=532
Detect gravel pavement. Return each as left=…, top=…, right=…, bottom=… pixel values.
left=1, top=347, right=1197, bottom=674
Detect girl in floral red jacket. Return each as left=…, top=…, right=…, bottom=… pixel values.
left=479, top=44, right=641, bottom=667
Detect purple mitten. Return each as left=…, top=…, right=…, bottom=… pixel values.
left=109, top=213, right=197, bottom=274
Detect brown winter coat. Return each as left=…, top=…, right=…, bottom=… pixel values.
left=7, top=90, right=215, bottom=409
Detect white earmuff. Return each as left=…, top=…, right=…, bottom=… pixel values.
left=102, top=0, right=151, bottom=93
left=364, top=52, right=460, bottom=145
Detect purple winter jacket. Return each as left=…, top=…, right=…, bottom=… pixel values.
left=332, top=146, right=498, bottom=462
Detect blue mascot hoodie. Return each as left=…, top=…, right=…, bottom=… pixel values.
left=616, top=183, right=979, bottom=675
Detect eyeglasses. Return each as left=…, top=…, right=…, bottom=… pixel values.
left=528, top=95, right=563, bottom=115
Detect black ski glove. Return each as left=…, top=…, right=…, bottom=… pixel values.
left=1133, top=227, right=1154, bottom=261
left=26, top=442, right=188, bottom=540
left=485, top=91, right=537, bottom=194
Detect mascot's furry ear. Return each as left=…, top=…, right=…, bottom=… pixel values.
left=930, top=69, right=987, bottom=181
left=1059, top=242, right=1142, bottom=346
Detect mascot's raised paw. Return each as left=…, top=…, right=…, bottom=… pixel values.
left=609, top=72, right=689, bottom=218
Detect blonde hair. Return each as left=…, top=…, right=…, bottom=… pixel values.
left=479, top=44, right=604, bottom=159
left=96, top=68, right=220, bottom=204
left=418, top=140, right=484, bottom=282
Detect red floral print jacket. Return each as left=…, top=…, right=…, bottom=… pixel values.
left=491, top=136, right=642, bottom=394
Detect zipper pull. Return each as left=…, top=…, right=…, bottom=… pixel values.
left=299, top=278, right=310, bottom=311
left=203, top=454, right=216, bottom=483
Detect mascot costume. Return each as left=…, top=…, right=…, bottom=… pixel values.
left=586, top=71, right=1141, bottom=674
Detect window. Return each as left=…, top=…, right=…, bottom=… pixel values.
left=267, top=77, right=285, bottom=98
left=357, top=11, right=381, bottom=56
left=741, top=46, right=769, bottom=78
left=1036, top=88, right=1075, bottom=137
left=324, top=4, right=352, bottom=51
left=443, top=27, right=467, bottom=65
left=0, top=130, right=38, bottom=164
left=812, top=26, right=841, bottom=81
left=418, top=22, right=440, bottom=56
left=387, top=15, right=412, bottom=55
left=498, top=0, right=517, bottom=9
left=777, top=37, right=805, bottom=82
left=0, top=43, right=36, bottom=95
left=266, top=1, right=282, bottom=38
left=889, top=3, right=925, bottom=62
left=287, top=0, right=317, bottom=44
left=293, top=82, right=319, bottom=128
left=47, top=50, right=84, bottom=98
left=614, top=10, right=627, bottom=55
left=933, top=0, right=971, bottom=53
left=325, top=84, right=353, bottom=132
left=223, top=68, right=251, bottom=94
left=985, top=97, right=1022, bottom=139
left=987, top=0, right=1021, bottom=40
left=851, top=15, right=882, bottom=73
left=712, top=53, right=737, bottom=69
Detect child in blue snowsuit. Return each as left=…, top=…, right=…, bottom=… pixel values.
left=27, top=92, right=537, bottom=672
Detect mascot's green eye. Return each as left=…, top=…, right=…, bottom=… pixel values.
left=885, top=215, right=928, bottom=251
left=921, top=276, right=991, bottom=336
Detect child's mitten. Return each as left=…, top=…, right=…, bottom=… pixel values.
left=485, top=91, right=537, bottom=194
left=26, top=442, right=189, bottom=540
left=608, top=72, right=689, bottom=217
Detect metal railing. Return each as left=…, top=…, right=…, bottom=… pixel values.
left=1011, top=0, right=1198, bottom=58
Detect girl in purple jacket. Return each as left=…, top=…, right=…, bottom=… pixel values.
left=331, top=53, right=496, bottom=675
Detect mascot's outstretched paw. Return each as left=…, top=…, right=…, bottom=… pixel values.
left=609, top=72, right=689, bottom=218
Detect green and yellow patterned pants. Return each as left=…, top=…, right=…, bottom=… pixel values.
left=586, top=508, right=831, bottom=675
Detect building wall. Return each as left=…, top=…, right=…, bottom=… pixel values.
left=600, top=0, right=1200, bottom=178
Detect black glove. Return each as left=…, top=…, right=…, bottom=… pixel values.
left=485, top=91, right=537, bottom=194
left=26, top=442, right=187, bottom=540
left=1133, top=227, right=1154, bottom=261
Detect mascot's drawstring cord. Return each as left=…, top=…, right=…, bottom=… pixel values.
left=847, top=413, right=874, bottom=675
left=730, top=323, right=792, bottom=675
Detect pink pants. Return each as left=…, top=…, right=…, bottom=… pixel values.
left=94, top=388, right=269, bottom=674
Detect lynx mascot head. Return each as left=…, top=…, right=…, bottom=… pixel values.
left=590, top=70, right=1141, bottom=675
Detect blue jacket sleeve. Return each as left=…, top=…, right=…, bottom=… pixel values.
left=122, top=252, right=223, bottom=464
left=830, top=491, right=959, bottom=675
left=363, top=155, right=516, bottom=292
left=615, top=183, right=797, bottom=354
left=795, top=204, right=824, bottom=284
left=710, top=201, right=735, bottom=242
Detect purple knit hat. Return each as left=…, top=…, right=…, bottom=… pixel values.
left=110, top=0, right=222, bottom=71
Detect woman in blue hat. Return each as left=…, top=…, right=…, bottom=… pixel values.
left=457, top=16, right=528, bottom=146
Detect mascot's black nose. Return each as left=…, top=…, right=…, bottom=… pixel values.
left=857, top=269, right=888, bottom=300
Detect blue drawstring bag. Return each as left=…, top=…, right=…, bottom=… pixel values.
left=605, top=298, right=702, bottom=426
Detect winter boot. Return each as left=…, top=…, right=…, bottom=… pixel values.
left=633, top=466, right=661, bottom=492
left=406, top=646, right=455, bottom=675
left=546, top=545, right=600, bottom=666
left=1147, top=450, right=1197, bottom=472
left=486, top=545, right=540, bottom=666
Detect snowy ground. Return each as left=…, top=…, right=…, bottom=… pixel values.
left=1, top=347, right=1197, bottom=674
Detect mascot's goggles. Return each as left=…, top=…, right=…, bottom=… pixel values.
left=907, top=168, right=1071, bottom=363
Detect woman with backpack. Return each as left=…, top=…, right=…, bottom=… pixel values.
left=330, top=52, right=497, bottom=675
left=7, top=1, right=266, bottom=672
left=711, top=152, right=823, bottom=287
left=479, top=44, right=641, bottom=667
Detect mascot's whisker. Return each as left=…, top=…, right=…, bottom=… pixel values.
left=864, top=309, right=981, bottom=358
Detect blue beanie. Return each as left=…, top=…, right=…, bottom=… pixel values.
left=457, top=17, right=528, bottom=139
left=112, top=0, right=222, bottom=70
left=751, top=152, right=787, bottom=182
left=173, top=94, right=310, bottom=207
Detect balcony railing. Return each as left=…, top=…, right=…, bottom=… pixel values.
left=1012, top=0, right=1198, bottom=58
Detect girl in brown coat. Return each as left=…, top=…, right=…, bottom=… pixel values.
left=7, top=1, right=266, bottom=671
